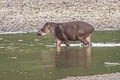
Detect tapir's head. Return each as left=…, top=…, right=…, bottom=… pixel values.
left=37, top=22, right=56, bottom=36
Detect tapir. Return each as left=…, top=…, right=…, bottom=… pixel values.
left=37, top=21, right=95, bottom=48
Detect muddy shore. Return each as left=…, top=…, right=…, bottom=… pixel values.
left=61, top=73, right=120, bottom=80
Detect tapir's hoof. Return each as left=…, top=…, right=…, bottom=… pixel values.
left=84, top=42, right=89, bottom=45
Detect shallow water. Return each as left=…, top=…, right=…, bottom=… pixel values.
left=0, top=31, right=120, bottom=80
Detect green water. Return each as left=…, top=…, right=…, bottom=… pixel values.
left=0, top=31, right=120, bottom=80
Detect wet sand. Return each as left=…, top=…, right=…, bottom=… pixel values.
left=61, top=73, right=120, bottom=80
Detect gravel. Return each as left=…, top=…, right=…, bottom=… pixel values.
left=0, top=0, right=120, bottom=33
left=60, top=73, right=120, bottom=80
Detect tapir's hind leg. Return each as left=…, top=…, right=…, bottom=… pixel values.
left=85, top=34, right=92, bottom=46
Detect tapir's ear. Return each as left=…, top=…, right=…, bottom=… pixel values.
left=44, top=22, right=50, bottom=28
left=45, top=22, right=51, bottom=27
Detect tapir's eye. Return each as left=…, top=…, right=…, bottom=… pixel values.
left=41, top=28, right=45, bottom=32
left=41, top=29, right=43, bottom=31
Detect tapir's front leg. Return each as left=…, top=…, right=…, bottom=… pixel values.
left=56, top=38, right=63, bottom=52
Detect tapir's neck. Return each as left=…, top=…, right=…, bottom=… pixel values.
left=49, top=23, right=59, bottom=35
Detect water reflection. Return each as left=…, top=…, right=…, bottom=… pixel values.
left=55, top=47, right=92, bottom=68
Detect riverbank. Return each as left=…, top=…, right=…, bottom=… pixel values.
left=61, top=73, right=120, bottom=80
left=0, top=0, right=120, bottom=33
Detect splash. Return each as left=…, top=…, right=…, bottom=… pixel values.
left=46, top=42, right=120, bottom=47
left=104, top=62, right=120, bottom=66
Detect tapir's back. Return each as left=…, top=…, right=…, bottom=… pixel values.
left=58, top=21, right=94, bottom=40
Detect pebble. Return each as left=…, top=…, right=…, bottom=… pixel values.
left=61, top=73, right=120, bottom=80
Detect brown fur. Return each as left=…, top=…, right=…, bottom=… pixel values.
left=37, top=21, right=95, bottom=48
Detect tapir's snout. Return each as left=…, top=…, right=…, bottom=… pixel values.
left=36, top=29, right=43, bottom=36
left=36, top=30, right=47, bottom=36
left=36, top=31, right=41, bottom=36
